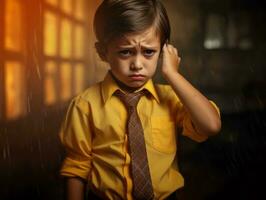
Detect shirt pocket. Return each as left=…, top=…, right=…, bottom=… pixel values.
left=150, top=116, right=177, bottom=154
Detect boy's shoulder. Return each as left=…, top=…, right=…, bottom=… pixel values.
left=150, top=83, right=180, bottom=105
left=80, top=82, right=101, bottom=101
left=68, top=82, right=102, bottom=115
left=153, top=83, right=177, bottom=99
left=153, top=83, right=183, bottom=105
left=154, top=83, right=172, bottom=91
left=72, top=82, right=102, bottom=104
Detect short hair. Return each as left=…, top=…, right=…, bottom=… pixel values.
left=93, top=0, right=170, bottom=48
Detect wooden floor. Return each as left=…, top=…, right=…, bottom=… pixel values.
left=1, top=109, right=265, bottom=200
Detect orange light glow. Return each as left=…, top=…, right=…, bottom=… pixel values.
left=60, top=63, right=72, bottom=101
left=45, top=0, right=58, bottom=6
left=44, top=61, right=57, bottom=105
left=5, top=0, right=22, bottom=51
left=5, top=62, right=26, bottom=120
left=74, top=25, right=84, bottom=59
left=60, top=19, right=72, bottom=58
left=61, top=0, right=72, bottom=15
left=75, top=0, right=85, bottom=20
left=44, top=11, right=58, bottom=56
left=74, top=64, right=85, bottom=94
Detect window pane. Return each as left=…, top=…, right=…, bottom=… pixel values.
left=75, top=0, right=85, bottom=20
left=61, top=0, right=72, bottom=15
left=5, top=0, right=22, bottom=51
left=227, top=14, right=238, bottom=48
left=60, top=19, right=72, bottom=58
left=74, top=63, right=85, bottom=94
left=44, top=11, right=58, bottom=56
left=236, top=13, right=253, bottom=50
left=45, top=0, right=58, bottom=6
left=5, top=62, right=26, bottom=120
left=60, top=63, right=72, bottom=101
left=44, top=61, right=57, bottom=105
left=74, top=25, right=84, bottom=58
left=0, top=79, right=3, bottom=119
left=204, top=14, right=226, bottom=49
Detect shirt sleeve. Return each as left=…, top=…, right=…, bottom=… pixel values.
left=59, top=96, right=92, bottom=180
left=176, top=100, right=220, bottom=143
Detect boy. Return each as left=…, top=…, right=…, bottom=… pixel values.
left=59, top=0, right=221, bottom=199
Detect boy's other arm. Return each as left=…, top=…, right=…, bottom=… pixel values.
left=161, top=44, right=221, bottom=137
left=65, top=177, right=86, bottom=200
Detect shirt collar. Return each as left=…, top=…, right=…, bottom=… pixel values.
left=101, top=72, right=160, bottom=104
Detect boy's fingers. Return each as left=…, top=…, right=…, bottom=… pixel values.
left=169, top=45, right=176, bottom=54
left=163, top=44, right=167, bottom=50
left=163, top=44, right=171, bottom=54
left=163, top=43, right=180, bottom=56
left=174, top=48, right=177, bottom=55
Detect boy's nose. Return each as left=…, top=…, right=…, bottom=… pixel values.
left=130, top=56, right=143, bottom=71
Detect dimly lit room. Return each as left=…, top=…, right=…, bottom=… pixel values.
left=0, top=0, right=265, bottom=199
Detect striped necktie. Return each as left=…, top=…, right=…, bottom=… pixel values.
left=114, top=90, right=154, bottom=200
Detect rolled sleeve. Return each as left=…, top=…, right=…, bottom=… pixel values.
left=59, top=96, right=92, bottom=180
left=177, top=101, right=220, bottom=143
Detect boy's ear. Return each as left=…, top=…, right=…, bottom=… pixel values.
left=95, top=42, right=107, bottom=61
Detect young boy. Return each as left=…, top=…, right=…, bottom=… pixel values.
left=59, top=0, right=221, bottom=199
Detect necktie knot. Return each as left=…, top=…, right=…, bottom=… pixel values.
left=114, top=90, right=146, bottom=108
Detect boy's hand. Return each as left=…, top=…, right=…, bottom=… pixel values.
left=161, top=43, right=181, bottom=78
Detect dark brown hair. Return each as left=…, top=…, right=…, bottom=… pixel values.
left=94, top=0, right=170, bottom=56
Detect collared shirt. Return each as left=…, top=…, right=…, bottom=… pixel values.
left=60, top=72, right=220, bottom=200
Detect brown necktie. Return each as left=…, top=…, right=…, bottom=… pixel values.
left=114, top=90, right=154, bottom=200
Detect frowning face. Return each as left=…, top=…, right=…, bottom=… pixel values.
left=104, top=26, right=161, bottom=91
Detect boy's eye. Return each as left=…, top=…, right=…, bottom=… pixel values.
left=118, top=50, right=132, bottom=57
left=143, top=49, right=156, bottom=57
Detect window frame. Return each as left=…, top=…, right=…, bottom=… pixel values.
left=201, top=2, right=254, bottom=52
left=0, top=0, right=93, bottom=122
left=42, top=0, right=89, bottom=108
left=0, top=0, right=28, bottom=121
left=0, top=1, right=4, bottom=120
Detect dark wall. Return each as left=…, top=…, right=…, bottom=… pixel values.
left=159, top=0, right=266, bottom=113
left=0, top=108, right=66, bottom=199
left=160, top=0, right=266, bottom=199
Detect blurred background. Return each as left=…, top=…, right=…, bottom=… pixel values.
left=0, top=0, right=265, bottom=199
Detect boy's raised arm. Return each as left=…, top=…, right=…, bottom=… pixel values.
left=161, top=44, right=221, bottom=137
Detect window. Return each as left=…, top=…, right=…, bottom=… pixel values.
left=1, top=0, right=27, bottom=120
left=0, top=0, right=95, bottom=121
left=44, top=11, right=58, bottom=56
left=43, top=0, right=87, bottom=106
left=44, top=61, right=58, bottom=105
left=204, top=11, right=253, bottom=50
left=5, top=0, right=23, bottom=52
left=60, top=62, right=72, bottom=101
left=5, top=62, right=27, bottom=119
left=74, top=63, right=85, bottom=95
left=46, top=0, right=58, bottom=6
left=204, top=14, right=226, bottom=49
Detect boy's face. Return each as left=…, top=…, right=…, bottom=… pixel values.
left=104, top=27, right=161, bottom=90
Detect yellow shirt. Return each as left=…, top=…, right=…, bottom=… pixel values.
left=60, top=72, right=220, bottom=200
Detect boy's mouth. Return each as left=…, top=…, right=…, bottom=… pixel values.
left=128, top=74, right=146, bottom=81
